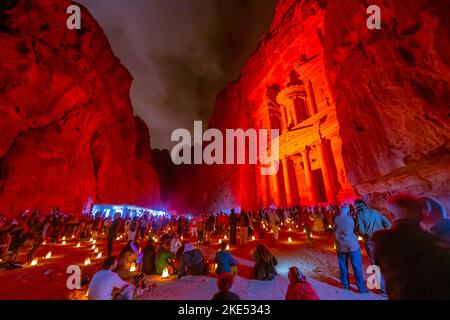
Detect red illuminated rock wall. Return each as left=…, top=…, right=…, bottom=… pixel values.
left=324, top=0, right=450, bottom=211
left=0, top=0, right=161, bottom=216
left=171, top=0, right=449, bottom=213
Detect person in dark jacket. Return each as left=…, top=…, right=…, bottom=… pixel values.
left=286, top=266, right=320, bottom=300
left=215, top=242, right=238, bottom=275
left=373, top=194, right=450, bottom=300
left=418, top=196, right=450, bottom=244
left=355, top=199, right=391, bottom=295
left=212, top=273, right=240, bottom=300
left=334, top=204, right=368, bottom=293
left=229, top=209, right=238, bottom=245
left=107, top=214, right=122, bottom=257
left=178, top=242, right=208, bottom=279
left=141, top=239, right=156, bottom=275
left=355, top=200, right=392, bottom=258
left=252, top=244, right=278, bottom=281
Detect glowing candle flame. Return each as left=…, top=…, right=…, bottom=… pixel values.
left=226, top=244, right=230, bottom=251
left=310, top=233, right=314, bottom=239
left=358, top=236, right=363, bottom=241
left=251, top=236, right=256, bottom=241
left=296, top=225, right=299, bottom=228
left=86, top=289, right=89, bottom=297
left=130, top=262, right=136, bottom=272
left=96, top=252, right=102, bottom=259
left=42, top=241, right=46, bottom=245
left=288, top=228, right=292, bottom=232
left=76, top=242, right=81, bottom=248
left=94, top=248, right=99, bottom=253
left=224, top=235, right=228, bottom=240
left=91, top=245, right=96, bottom=250
left=30, top=258, right=38, bottom=266
left=89, top=238, right=93, bottom=242
left=45, top=251, right=52, bottom=259
left=214, top=263, right=218, bottom=270
left=218, top=239, right=222, bottom=244
left=62, top=236, right=66, bottom=241
left=329, top=225, right=332, bottom=229
left=288, top=237, right=293, bottom=243
left=62, top=240, right=66, bottom=245
left=72, top=235, right=75, bottom=239
left=333, top=243, right=337, bottom=250
left=161, top=268, right=170, bottom=278
left=93, top=240, right=96, bottom=244
left=84, top=257, right=91, bottom=265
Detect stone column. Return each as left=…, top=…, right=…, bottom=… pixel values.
left=269, top=169, right=281, bottom=207
left=319, top=139, right=337, bottom=204
left=290, top=97, right=300, bottom=125
left=307, top=80, right=318, bottom=114
left=280, top=106, right=288, bottom=133
left=301, top=146, right=316, bottom=205
left=260, top=171, right=270, bottom=208
left=282, top=157, right=293, bottom=207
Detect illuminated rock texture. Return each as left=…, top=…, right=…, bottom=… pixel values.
left=324, top=0, right=450, bottom=211
left=0, top=0, right=161, bottom=216
left=171, top=0, right=450, bottom=213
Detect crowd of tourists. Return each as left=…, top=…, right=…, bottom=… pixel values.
left=1, top=193, right=449, bottom=301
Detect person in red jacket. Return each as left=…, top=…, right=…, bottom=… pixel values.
left=285, top=266, right=320, bottom=300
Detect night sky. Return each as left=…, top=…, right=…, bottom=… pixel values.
left=77, top=0, right=277, bottom=149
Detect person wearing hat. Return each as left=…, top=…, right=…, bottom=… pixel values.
left=286, top=266, right=320, bottom=300
left=355, top=199, right=391, bottom=295
left=178, top=242, right=209, bottom=279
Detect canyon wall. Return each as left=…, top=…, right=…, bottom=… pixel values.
left=0, top=0, right=161, bottom=216
left=171, top=0, right=449, bottom=213
left=324, top=0, right=450, bottom=211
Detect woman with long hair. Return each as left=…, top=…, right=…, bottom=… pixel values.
left=252, top=244, right=278, bottom=281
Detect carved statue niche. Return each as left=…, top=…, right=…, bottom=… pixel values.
left=286, top=70, right=304, bottom=88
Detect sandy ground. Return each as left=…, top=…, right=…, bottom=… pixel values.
left=0, top=228, right=385, bottom=300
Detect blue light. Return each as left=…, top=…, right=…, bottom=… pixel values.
left=91, top=204, right=169, bottom=219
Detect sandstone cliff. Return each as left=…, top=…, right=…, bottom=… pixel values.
left=0, top=0, right=161, bottom=215
left=170, top=0, right=449, bottom=213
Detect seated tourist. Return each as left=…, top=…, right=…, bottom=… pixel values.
left=285, top=266, right=320, bottom=300
left=115, top=241, right=138, bottom=280
left=212, top=272, right=240, bottom=300
left=214, top=242, right=238, bottom=275
left=88, top=256, right=133, bottom=300
left=141, top=239, right=156, bottom=275
left=155, top=243, right=175, bottom=275
left=178, top=242, right=208, bottom=279
left=252, top=244, right=278, bottom=281
left=170, top=234, right=182, bottom=255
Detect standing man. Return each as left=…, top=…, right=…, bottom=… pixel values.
left=229, top=209, right=238, bottom=245
left=373, top=194, right=450, bottom=300
left=239, top=211, right=249, bottom=245
left=107, top=213, right=122, bottom=257
left=355, top=199, right=391, bottom=294
left=334, top=204, right=368, bottom=294
left=268, top=204, right=280, bottom=242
